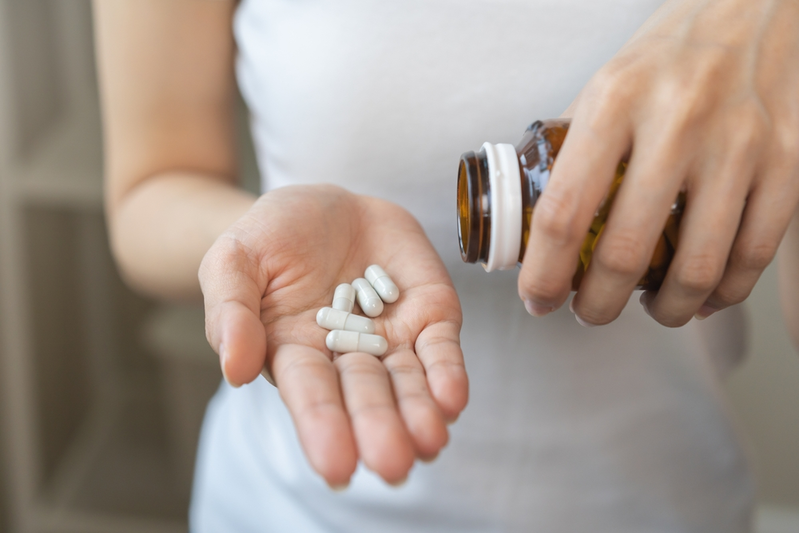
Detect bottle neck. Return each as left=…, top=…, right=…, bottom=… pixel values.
left=516, top=119, right=569, bottom=199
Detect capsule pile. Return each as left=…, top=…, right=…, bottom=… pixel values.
left=316, top=265, right=399, bottom=357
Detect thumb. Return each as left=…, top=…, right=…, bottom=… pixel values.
left=199, top=234, right=267, bottom=387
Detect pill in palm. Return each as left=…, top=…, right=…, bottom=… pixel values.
left=352, top=278, right=384, bottom=317
left=326, top=330, right=388, bottom=357
left=316, top=307, right=375, bottom=334
left=331, top=283, right=356, bottom=313
left=364, top=264, right=399, bottom=303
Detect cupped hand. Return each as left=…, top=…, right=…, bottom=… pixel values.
left=199, top=185, right=467, bottom=487
left=519, top=0, right=799, bottom=327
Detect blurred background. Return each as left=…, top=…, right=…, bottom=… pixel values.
left=0, top=1, right=797, bottom=532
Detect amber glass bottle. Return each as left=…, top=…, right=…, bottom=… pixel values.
left=457, top=119, right=684, bottom=290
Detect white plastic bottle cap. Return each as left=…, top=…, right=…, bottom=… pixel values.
left=481, top=142, right=522, bottom=272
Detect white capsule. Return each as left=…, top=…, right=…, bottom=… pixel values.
left=325, top=330, right=388, bottom=357
left=332, top=283, right=356, bottom=313
left=352, top=278, right=384, bottom=317
left=316, top=307, right=375, bottom=334
left=364, top=264, right=400, bottom=303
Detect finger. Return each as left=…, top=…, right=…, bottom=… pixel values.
left=518, top=98, right=631, bottom=315
left=382, top=348, right=449, bottom=461
left=647, top=113, right=775, bottom=323
left=199, top=234, right=267, bottom=386
left=273, top=344, right=357, bottom=488
left=414, top=320, right=468, bottom=423
left=335, top=352, right=415, bottom=484
left=698, top=174, right=799, bottom=318
left=644, top=185, right=741, bottom=326
left=571, top=128, right=689, bottom=324
left=644, top=160, right=753, bottom=327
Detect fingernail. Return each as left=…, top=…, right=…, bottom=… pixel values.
left=568, top=298, right=576, bottom=314
left=329, top=481, right=350, bottom=492
left=638, top=294, right=653, bottom=318
left=695, top=304, right=717, bottom=321
left=389, top=476, right=408, bottom=488
left=575, top=315, right=596, bottom=328
left=524, top=299, right=554, bottom=317
left=261, top=368, right=276, bottom=387
left=219, top=344, right=241, bottom=389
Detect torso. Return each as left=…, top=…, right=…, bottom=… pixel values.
left=189, top=2, right=754, bottom=531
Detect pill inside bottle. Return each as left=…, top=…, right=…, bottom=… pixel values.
left=352, top=278, right=384, bottom=317
left=326, top=330, right=388, bottom=357
left=365, top=265, right=400, bottom=303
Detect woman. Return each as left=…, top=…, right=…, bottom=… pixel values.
left=94, top=0, right=799, bottom=531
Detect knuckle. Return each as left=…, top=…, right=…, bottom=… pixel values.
left=520, top=277, right=563, bottom=306
left=585, top=64, right=638, bottom=122
left=673, top=254, right=722, bottom=294
left=593, top=231, right=648, bottom=278
left=200, top=233, right=256, bottom=280
left=658, top=84, right=710, bottom=131
left=532, top=192, right=581, bottom=246
left=519, top=262, right=568, bottom=304
left=730, top=240, right=777, bottom=272
left=655, top=62, right=724, bottom=129
left=729, top=102, right=769, bottom=154
left=772, top=121, right=799, bottom=170
left=335, top=352, right=383, bottom=376
left=711, top=282, right=751, bottom=308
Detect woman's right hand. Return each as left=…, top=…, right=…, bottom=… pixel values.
left=199, top=185, right=468, bottom=488
left=95, top=0, right=465, bottom=488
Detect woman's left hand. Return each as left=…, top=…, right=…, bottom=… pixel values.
left=518, top=0, right=799, bottom=327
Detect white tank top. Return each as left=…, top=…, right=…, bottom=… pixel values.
left=190, top=2, right=754, bottom=531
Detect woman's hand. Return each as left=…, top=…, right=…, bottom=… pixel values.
left=518, top=0, right=799, bottom=327
left=199, top=185, right=468, bottom=488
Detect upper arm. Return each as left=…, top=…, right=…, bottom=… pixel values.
left=778, top=208, right=799, bottom=351
left=94, top=0, right=239, bottom=214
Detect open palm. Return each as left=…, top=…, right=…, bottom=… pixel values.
left=199, top=185, right=468, bottom=487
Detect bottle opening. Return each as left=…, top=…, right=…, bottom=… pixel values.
left=457, top=151, right=491, bottom=264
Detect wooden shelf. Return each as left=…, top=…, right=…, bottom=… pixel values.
left=141, top=305, right=222, bottom=491
left=141, top=305, right=217, bottom=365
left=0, top=3, right=202, bottom=532
left=33, top=393, right=189, bottom=533
left=9, top=105, right=103, bottom=210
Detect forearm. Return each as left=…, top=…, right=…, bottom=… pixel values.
left=110, top=172, right=255, bottom=303
left=94, top=0, right=245, bottom=301
left=778, top=209, right=799, bottom=351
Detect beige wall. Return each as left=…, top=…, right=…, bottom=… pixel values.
left=726, top=259, right=799, bottom=508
